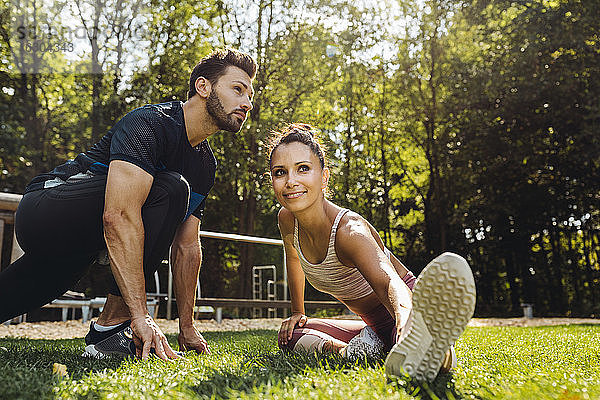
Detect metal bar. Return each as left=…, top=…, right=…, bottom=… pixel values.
left=0, top=192, right=295, bottom=321
left=0, top=219, right=4, bottom=270
left=199, top=230, right=283, bottom=246
left=0, top=198, right=285, bottom=246
left=195, top=298, right=345, bottom=309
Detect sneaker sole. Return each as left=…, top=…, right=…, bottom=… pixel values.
left=82, top=327, right=136, bottom=358
left=82, top=344, right=109, bottom=358
left=384, top=252, right=476, bottom=381
left=82, top=345, right=185, bottom=359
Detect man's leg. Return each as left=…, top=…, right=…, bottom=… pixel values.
left=95, top=294, right=130, bottom=325
left=98, top=171, right=190, bottom=325
left=14, top=177, right=106, bottom=255
left=0, top=253, right=96, bottom=323
left=0, top=176, right=107, bottom=323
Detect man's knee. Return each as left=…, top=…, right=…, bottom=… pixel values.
left=155, top=171, right=190, bottom=200
left=147, top=171, right=190, bottom=213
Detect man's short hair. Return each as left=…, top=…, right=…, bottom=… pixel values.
left=187, top=49, right=257, bottom=99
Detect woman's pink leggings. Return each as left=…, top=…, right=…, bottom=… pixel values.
left=280, top=271, right=416, bottom=354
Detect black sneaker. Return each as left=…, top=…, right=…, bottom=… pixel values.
left=82, top=320, right=136, bottom=358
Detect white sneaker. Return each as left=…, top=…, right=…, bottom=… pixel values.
left=344, top=326, right=385, bottom=360
left=384, top=252, right=476, bottom=381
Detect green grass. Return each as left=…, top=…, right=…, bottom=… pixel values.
left=1, top=325, right=599, bottom=399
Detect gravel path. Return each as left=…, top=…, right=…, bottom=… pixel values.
left=1, top=317, right=599, bottom=340
left=0, top=318, right=283, bottom=340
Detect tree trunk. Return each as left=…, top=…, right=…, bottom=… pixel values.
left=379, top=64, right=391, bottom=247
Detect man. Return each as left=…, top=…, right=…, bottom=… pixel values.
left=0, top=49, right=256, bottom=360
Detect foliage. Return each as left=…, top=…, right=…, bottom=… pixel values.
left=0, top=0, right=598, bottom=315
left=444, top=0, right=600, bottom=316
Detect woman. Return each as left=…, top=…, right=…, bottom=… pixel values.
left=269, top=123, right=476, bottom=381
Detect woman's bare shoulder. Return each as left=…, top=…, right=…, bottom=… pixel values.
left=277, top=207, right=295, bottom=235
left=336, top=211, right=374, bottom=251
left=338, top=210, right=385, bottom=249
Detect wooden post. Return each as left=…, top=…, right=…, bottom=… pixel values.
left=11, top=230, right=24, bottom=262
left=0, top=219, right=4, bottom=269
left=9, top=231, right=25, bottom=323
left=0, top=193, right=24, bottom=324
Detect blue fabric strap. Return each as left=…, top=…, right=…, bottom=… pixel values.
left=186, top=191, right=206, bottom=220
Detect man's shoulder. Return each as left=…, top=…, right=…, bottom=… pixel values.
left=122, top=101, right=183, bottom=126
left=150, top=101, right=184, bottom=117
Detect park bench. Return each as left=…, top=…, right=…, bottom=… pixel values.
left=34, top=273, right=161, bottom=324
left=38, top=264, right=162, bottom=323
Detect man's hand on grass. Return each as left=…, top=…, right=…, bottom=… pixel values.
left=131, top=314, right=181, bottom=360
left=178, top=325, right=210, bottom=354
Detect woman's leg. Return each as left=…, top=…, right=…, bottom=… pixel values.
left=385, top=252, right=475, bottom=380
left=280, top=318, right=366, bottom=354
left=358, top=247, right=418, bottom=352
left=280, top=250, right=418, bottom=357
left=359, top=303, right=397, bottom=352
left=384, top=247, right=417, bottom=290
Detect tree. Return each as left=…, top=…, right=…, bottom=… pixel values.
left=445, top=0, right=600, bottom=315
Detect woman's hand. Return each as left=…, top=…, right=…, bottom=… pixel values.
left=278, top=312, right=308, bottom=346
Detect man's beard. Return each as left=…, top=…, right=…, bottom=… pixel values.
left=206, top=90, right=243, bottom=132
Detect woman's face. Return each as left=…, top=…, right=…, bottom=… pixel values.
left=270, top=142, right=328, bottom=212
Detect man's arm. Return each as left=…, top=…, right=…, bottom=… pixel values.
left=103, top=160, right=179, bottom=360
left=103, top=160, right=152, bottom=319
left=170, top=214, right=210, bottom=354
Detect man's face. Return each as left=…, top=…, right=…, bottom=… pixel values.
left=206, top=66, right=254, bottom=133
